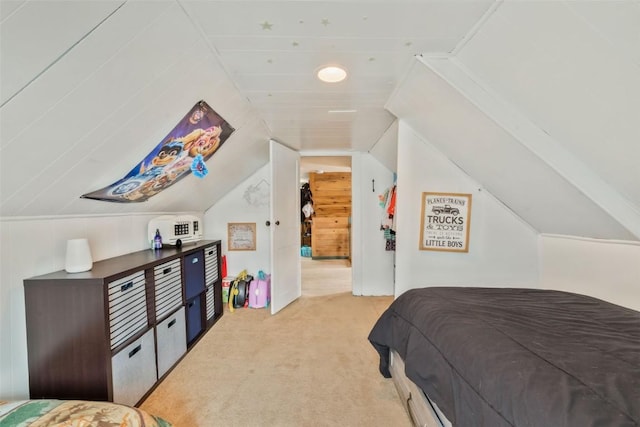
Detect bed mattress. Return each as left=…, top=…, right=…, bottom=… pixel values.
left=369, top=287, right=640, bottom=427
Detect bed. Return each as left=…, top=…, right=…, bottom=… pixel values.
left=0, top=399, right=172, bottom=426
left=368, top=287, right=640, bottom=427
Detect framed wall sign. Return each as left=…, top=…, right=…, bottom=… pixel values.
left=227, top=222, right=256, bottom=251
left=419, top=192, right=472, bottom=252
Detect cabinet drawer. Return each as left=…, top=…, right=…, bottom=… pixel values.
left=184, top=250, right=205, bottom=300
left=186, top=296, right=203, bottom=345
left=111, top=329, right=157, bottom=407
left=204, top=245, right=219, bottom=285
left=154, top=259, right=181, bottom=284
left=154, top=259, right=182, bottom=319
left=156, top=307, right=187, bottom=378
left=108, top=271, right=148, bottom=350
left=205, top=285, right=215, bottom=320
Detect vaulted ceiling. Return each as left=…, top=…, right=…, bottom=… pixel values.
left=1, top=1, right=639, bottom=240
left=179, top=0, right=493, bottom=152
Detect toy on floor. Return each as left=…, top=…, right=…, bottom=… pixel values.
left=228, top=270, right=252, bottom=312
left=248, top=270, right=271, bottom=309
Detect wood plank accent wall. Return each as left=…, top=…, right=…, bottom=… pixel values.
left=309, top=172, right=351, bottom=258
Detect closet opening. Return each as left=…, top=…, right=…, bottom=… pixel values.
left=299, top=156, right=352, bottom=297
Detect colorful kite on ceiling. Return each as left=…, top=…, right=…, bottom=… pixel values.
left=81, top=100, right=234, bottom=203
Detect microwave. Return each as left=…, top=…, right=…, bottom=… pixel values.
left=148, top=215, right=203, bottom=247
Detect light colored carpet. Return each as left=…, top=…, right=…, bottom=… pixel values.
left=140, top=293, right=411, bottom=427
left=301, top=257, right=352, bottom=297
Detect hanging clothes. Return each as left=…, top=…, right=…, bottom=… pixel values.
left=302, top=201, right=314, bottom=219
left=380, top=184, right=397, bottom=251
left=300, top=182, right=313, bottom=223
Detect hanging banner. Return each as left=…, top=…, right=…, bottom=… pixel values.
left=82, top=100, right=234, bottom=202
left=419, top=192, right=472, bottom=252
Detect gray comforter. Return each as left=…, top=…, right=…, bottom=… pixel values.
left=368, top=287, right=640, bottom=427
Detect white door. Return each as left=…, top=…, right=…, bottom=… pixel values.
left=270, top=140, right=301, bottom=314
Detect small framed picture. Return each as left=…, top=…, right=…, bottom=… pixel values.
left=227, top=222, right=256, bottom=251
left=419, top=192, right=472, bottom=252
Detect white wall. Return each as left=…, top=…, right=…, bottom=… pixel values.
left=394, top=121, right=539, bottom=297
left=0, top=212, right=199, bottom=400
left=539, top=235, right=640, bottom=312
left=351, top=153, right=395, bottom=296
left=203, top=165, right=271, bottom=278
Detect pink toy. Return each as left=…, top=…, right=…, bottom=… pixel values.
left=248, top=271, right=270, bottom=309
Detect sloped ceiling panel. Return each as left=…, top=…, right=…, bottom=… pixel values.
left=0, top=1, right=269, bottom=217
left=455, top=0, right=640, bottom=209
left=387, top=60, right=636, bottom=240
left=369, top=119, right=398, bottom=173
left=0, top=0, right=125, bottom=106
left=0, top=1, right=26, bottom=21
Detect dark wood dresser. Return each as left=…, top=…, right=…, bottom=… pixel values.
left=23, top=240, right=222, bottom=406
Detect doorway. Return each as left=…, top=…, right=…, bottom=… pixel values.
left=299, top=156, right=352, bottom=297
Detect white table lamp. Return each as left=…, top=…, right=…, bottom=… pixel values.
left=65, top=238, right=93, bottom=273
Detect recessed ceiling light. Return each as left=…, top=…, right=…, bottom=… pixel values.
left=317, top=66, right=347, bottom=83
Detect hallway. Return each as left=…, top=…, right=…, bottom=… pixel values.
left=301, top=257, right=352, bottom=297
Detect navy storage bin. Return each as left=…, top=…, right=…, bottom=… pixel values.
left=184, top=250, right=205, bottom=300
left=186, top=295, right=203, bottom=345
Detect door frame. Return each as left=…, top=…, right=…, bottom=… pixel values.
left=298, top=151, right=361, bottom=295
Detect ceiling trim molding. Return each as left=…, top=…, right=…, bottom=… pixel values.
left=540, top=233, right=640, bottom=247
left=449, top=0, right=504, bottom=57
left=298, top=150, right=355, bottom=157
left=0, top=211, right=203, bottom=223
left=418, top=56, right=640, bottom=239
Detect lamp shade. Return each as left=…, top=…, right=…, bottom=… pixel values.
left=65, top=238, right=93, bottom=273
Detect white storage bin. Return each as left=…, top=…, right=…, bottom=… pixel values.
left=205, top=285, right=215, bottom=320
left=111, top=329, right=156, bottom=406
left=107, top=271, right=147, bottom=350
left=154, top=259, right=183, bottom=320
left=204, top=245, right=219, bottom=286
left=156, top=306, right=187, bottom=378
